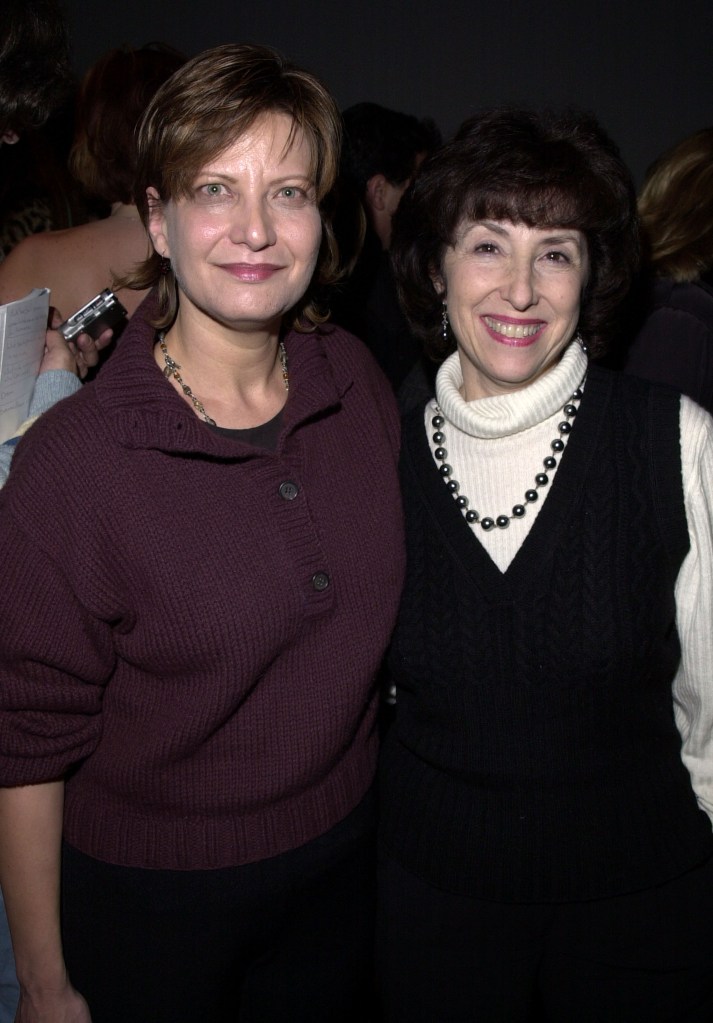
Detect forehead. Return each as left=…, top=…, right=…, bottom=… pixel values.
left=198, top=111, right=315, bottom=176
left=452, top=218, right=586, bottom=246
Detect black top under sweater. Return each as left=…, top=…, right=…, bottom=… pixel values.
left=379, top=366, right=713, bottom=903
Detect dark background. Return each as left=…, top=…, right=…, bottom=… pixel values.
left=63, top=0, right=711, bottom=185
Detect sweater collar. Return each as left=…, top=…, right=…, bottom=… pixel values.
left=94, top=293, right=352, bottom=456
left=435, top=340, right=588, bottom=439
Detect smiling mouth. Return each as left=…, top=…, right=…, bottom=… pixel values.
left=483, top=317, right=543, bottom=339
left=220, top=263, right=283, bottom=282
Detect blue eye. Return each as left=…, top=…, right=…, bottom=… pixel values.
left=195, top=182, right=229, bottom=201
left=278, top=186, right=308, bottom=202
left=275, top=185, right=314, bottom=206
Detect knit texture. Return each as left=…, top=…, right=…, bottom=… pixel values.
left=0, top=299, right=405, bottom=870
left=380, top=363, right=713, bottom=902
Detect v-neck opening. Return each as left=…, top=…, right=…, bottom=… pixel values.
left=404, top=369, right=612, bottom=597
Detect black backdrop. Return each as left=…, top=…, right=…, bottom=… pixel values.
left=63, top=0, right=712, bottom=184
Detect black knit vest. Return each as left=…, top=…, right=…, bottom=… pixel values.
left=380, top=367, right=713, bottom=902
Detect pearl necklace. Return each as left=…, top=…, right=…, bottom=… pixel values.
left=432, top=379, right=585, bottom=530
left=158, top=331, right=289, bottom=427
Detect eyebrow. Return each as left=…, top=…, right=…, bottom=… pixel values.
left=477, top=221, right=581, bottom=244
left=194, top=169, right=314, bottom=185
left=538, top=233, right=583, bottom=247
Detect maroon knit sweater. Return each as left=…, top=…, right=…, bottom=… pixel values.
left=0, top=302, right=405, bottom=870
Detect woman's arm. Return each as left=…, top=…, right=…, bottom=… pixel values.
left=673, top=397, right=713, bottom=824
left=0, top=781, right=90, bottom=1022
left=0, top=370, right=79, bottom=491
left=0, top=314, right=112, bottom=488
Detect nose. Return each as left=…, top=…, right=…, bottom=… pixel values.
left=230, top=197, right=276, bottom=250
left=502, top=257, right=537, bottom=310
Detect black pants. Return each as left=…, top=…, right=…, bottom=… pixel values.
left=377, top=853, right=713, bottom=1023
left=61, top=796, right=377, bottom=1023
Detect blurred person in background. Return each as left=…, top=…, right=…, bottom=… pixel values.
left=623, top=126, right=713, bottom=413
left=0, top=45, right=186, bottom=337
left=331, top=102, right=441, bottom=394
left=0, top=0, right=87, bottom=260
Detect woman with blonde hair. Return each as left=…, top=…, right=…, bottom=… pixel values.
left=623, top=127, right=713, bottom=411
left=0, top=43, right=403, bottom=1023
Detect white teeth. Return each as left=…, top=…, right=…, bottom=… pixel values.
left=485, top=317, right=541, bottom=339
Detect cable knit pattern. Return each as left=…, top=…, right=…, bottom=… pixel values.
left=381, top=357, right=713, bottom=902
left=0, top=298, right=405, bottom=870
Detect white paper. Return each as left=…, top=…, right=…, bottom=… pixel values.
left=0, top=288, right=49, bottom=444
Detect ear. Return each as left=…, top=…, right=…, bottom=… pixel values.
left=146, top=187, right=170, bottom=258
left=365, top=173, right=388, bottom=213
left=430, top=264, right=445, bottom=297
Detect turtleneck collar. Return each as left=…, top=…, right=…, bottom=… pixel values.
left=435, top=340, right=588, bottom=439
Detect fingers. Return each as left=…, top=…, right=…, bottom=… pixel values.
left=43, top=307, right=113, bottom=379
left=39, top=326, right=78, bottom=376
left=74, top=328, right=113, bottom=375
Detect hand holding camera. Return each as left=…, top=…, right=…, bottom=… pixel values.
left=42, top=304, right=116, bottom=379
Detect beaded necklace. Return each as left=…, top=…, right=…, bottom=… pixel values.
left=431, top=379, right=585, bottom=530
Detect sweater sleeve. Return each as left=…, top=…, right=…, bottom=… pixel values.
left=0, top=372, right=81, bottom=489
left=0, top=503, right=116, bottom=786
left=28, top=370, right=82, bottom=418
left=673, top=396, right=713, bottom=824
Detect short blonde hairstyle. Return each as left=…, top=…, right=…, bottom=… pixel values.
left=638, top=127, right=713, bottom=282
left=121, top=43, right=342, bottom=330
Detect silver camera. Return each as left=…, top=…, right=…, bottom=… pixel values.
left=57, top=289, right=127, bottom=342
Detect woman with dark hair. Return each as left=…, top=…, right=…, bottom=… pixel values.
left=0, top=43, right=404, bottom=1023
left=623, top=126, right=713, bottom=412
left=377, top=108, right=713, bottom=1021
left=0, top=0, right=82, bottom=258
left=0, top=45, right=185, bottom=321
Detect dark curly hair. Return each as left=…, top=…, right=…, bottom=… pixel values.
left=391, top=107, right=639, bottom=360
left=0, top=0, right=73, bottom=136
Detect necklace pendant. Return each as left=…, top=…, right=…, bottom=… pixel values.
left=157, top=329, right=288, bottom=428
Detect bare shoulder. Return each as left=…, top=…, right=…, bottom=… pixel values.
left=0, top=227, right=94, bottom=307
left=0, top=230, right=57, bottom=303
left=0, top=220, right=150, bottom=316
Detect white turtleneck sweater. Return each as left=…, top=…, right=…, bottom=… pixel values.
left=427, top=341, right=713, bottom=825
